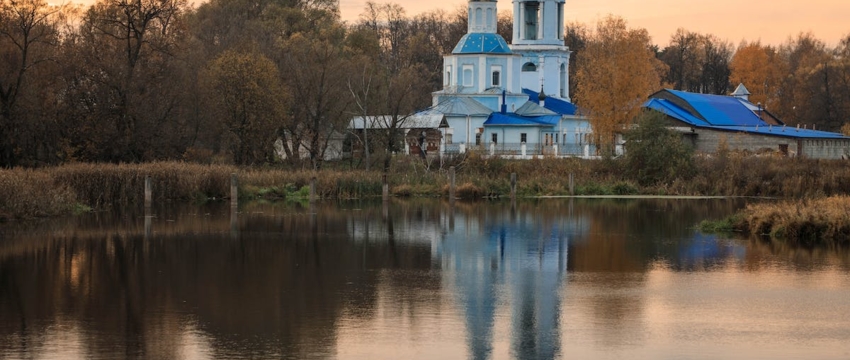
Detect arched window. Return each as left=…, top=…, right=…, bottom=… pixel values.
left=522, top=62, right=537, bottom=72
left=560, top=63, right=567, bottom=97
left=475, top=8, right=482, bottom=28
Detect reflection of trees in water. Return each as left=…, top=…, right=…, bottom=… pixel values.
left=0, top=202, right=437, bottom=359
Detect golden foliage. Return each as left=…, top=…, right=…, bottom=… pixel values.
left=574, top=15, right=666, bottom=151
left=729, top=41, right=784, bottom=111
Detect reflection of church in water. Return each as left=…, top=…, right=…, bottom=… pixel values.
left=434, top=204, right=588, bottom=359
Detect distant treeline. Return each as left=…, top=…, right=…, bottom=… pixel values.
left=2, top=0, right=850, bottom=169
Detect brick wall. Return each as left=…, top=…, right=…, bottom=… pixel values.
left=688, top=128, right=850, bottom=159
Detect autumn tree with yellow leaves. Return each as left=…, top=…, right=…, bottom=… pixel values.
left=729, top=41, right=784, bottom=112
left=574, top=15, right=666, bottom=153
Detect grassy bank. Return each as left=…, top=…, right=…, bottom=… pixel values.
left=701, top=196, right=850, bottom=246
left=2, top=153, right=850, bottom=220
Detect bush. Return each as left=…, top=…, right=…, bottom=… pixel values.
left=623, top=110, right=696, bottom=186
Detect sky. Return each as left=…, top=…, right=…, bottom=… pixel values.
left=338, top=0, right=850, bottom=47
left=60, top=0, right=850, bottom=47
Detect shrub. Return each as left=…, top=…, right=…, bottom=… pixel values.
left=623, top=110, right=696, bottom=186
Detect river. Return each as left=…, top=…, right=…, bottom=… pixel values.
left=1, top=198, right=849, bottom=359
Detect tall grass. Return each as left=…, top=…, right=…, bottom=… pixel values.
left=2, top=153, right=850, bottom=219
left=0, top=168, right=77, bottom=219
left=733, top=196, right=850, bottom=246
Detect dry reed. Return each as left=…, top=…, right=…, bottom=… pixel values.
left=736, top=196, right=850, bottom=246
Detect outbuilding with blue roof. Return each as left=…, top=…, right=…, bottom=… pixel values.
left=644, top=87, right=850, bottom=159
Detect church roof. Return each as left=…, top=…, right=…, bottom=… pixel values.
left=484, top=113, right=560, bottom=127
left=452, top=33, right=512, bottom=54
left=515, top=101, right=557, bottom=116
left=522, top=88, right=579, bottom=116
left=418, top=96, right=493, bottom=116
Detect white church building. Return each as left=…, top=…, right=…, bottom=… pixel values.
left=418, top=0, right=593, bottom=158
left=351, top=0, right=594, bottom=159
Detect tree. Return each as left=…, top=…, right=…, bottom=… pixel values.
left=0, top=0, right=66, bottom=166
left=658, top=29, right=732, bottom=95
left=202, top=50, right=286, bottom=164
left=573, top=15, right=666, bottom=152
left=729, top=41, right=783, bottom=112
left=60, top=0, right=189, bottom=162
left=278, top=26, right=354, bottom=170
left=623, top=110, right=695, bottom=186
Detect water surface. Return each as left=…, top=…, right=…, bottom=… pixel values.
left=1, top=199, right=849, bottom=359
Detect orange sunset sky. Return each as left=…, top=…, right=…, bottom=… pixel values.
left=339, top=0, right=850, bottom=47
left=62, top=0, right=850, bottom=47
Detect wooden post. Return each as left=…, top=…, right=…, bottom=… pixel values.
left=510, top=173, right=517, bottom=200
left=382, top=174, right=389, bottom=202
left=569, top=173, right=574, bottom=195
left=310, top=177, right=317, bottom=203
left=449, top=166, right=456, bottom=200
left=230, top=173, right=238, bottom=207
left=144, top=176, right=152, bottom=208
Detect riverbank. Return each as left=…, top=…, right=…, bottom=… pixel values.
left=701, top=196, right=850, bottom=246
left=2, top=154, right=850, bottom=220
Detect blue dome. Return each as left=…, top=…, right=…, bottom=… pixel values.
left=452, top=33, right=512, bottom=54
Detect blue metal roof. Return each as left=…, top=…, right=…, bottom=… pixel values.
left=484, top=113, right=560, bottom=127
left=452, top=33, right=512, bottom=54
left=644, top=96, right=849, bottom=140
left=666, top=89, right=764, bottom=126
left=522, top=88, right=578, bottom=115
left=644, top=98, right=710, bottom=126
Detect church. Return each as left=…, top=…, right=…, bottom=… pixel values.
left=350, top=0, right=591, bottom=159
left=415, top=0, right=592, bottom=158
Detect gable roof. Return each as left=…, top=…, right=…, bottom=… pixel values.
left=522, top=88, right=579, bottom=116
left=418, top=96, right=493, bottom=116
left=484, top=113, right=560, bottom=127
left=731, top=83, right=750, bottom=96
left=452, top=33, right=512, bottom=55
left=644, top=90, right=848, bottom=140
left=515, top=101, right=557, bottom=116
left=350, top=114, right=449, bottom=129
left=660, top=89, right=765, bottom=126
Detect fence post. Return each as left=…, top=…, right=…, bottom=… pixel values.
left=521, top=143, right=527, bottom=158
left=230, top=174, right=238, bottom=207
left=510, top=173, right=517, bottom=200
left=449, top=166, right=456, bottom=200
left=310, top=176, right=317, bottom=203
left=382, top=174, right=389, bottom=202
left=144, top=176, right=152, bottom=208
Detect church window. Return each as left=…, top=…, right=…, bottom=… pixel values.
left=491, top=66, right=502, bottom=87
left=560, top=63, right=567, bottom=97
left=463, top=65, right=473, bottom=87
left=522, top=62, right=536, bottom=72
left=445, top=65, right=452, bottom=86
left=523, top=2, right=539, bottom=40
left=557, top=3, right=564, bottom=40
left=475, top=8, right=482, bottom=28
left=486, top=8, right=494, bottom=29
left=492, top=133, right=498, bottom=144
left=521, top=133, right=527, bottom=143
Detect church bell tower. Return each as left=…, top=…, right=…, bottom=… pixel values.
left=510, top=0, right=571, bottom=101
